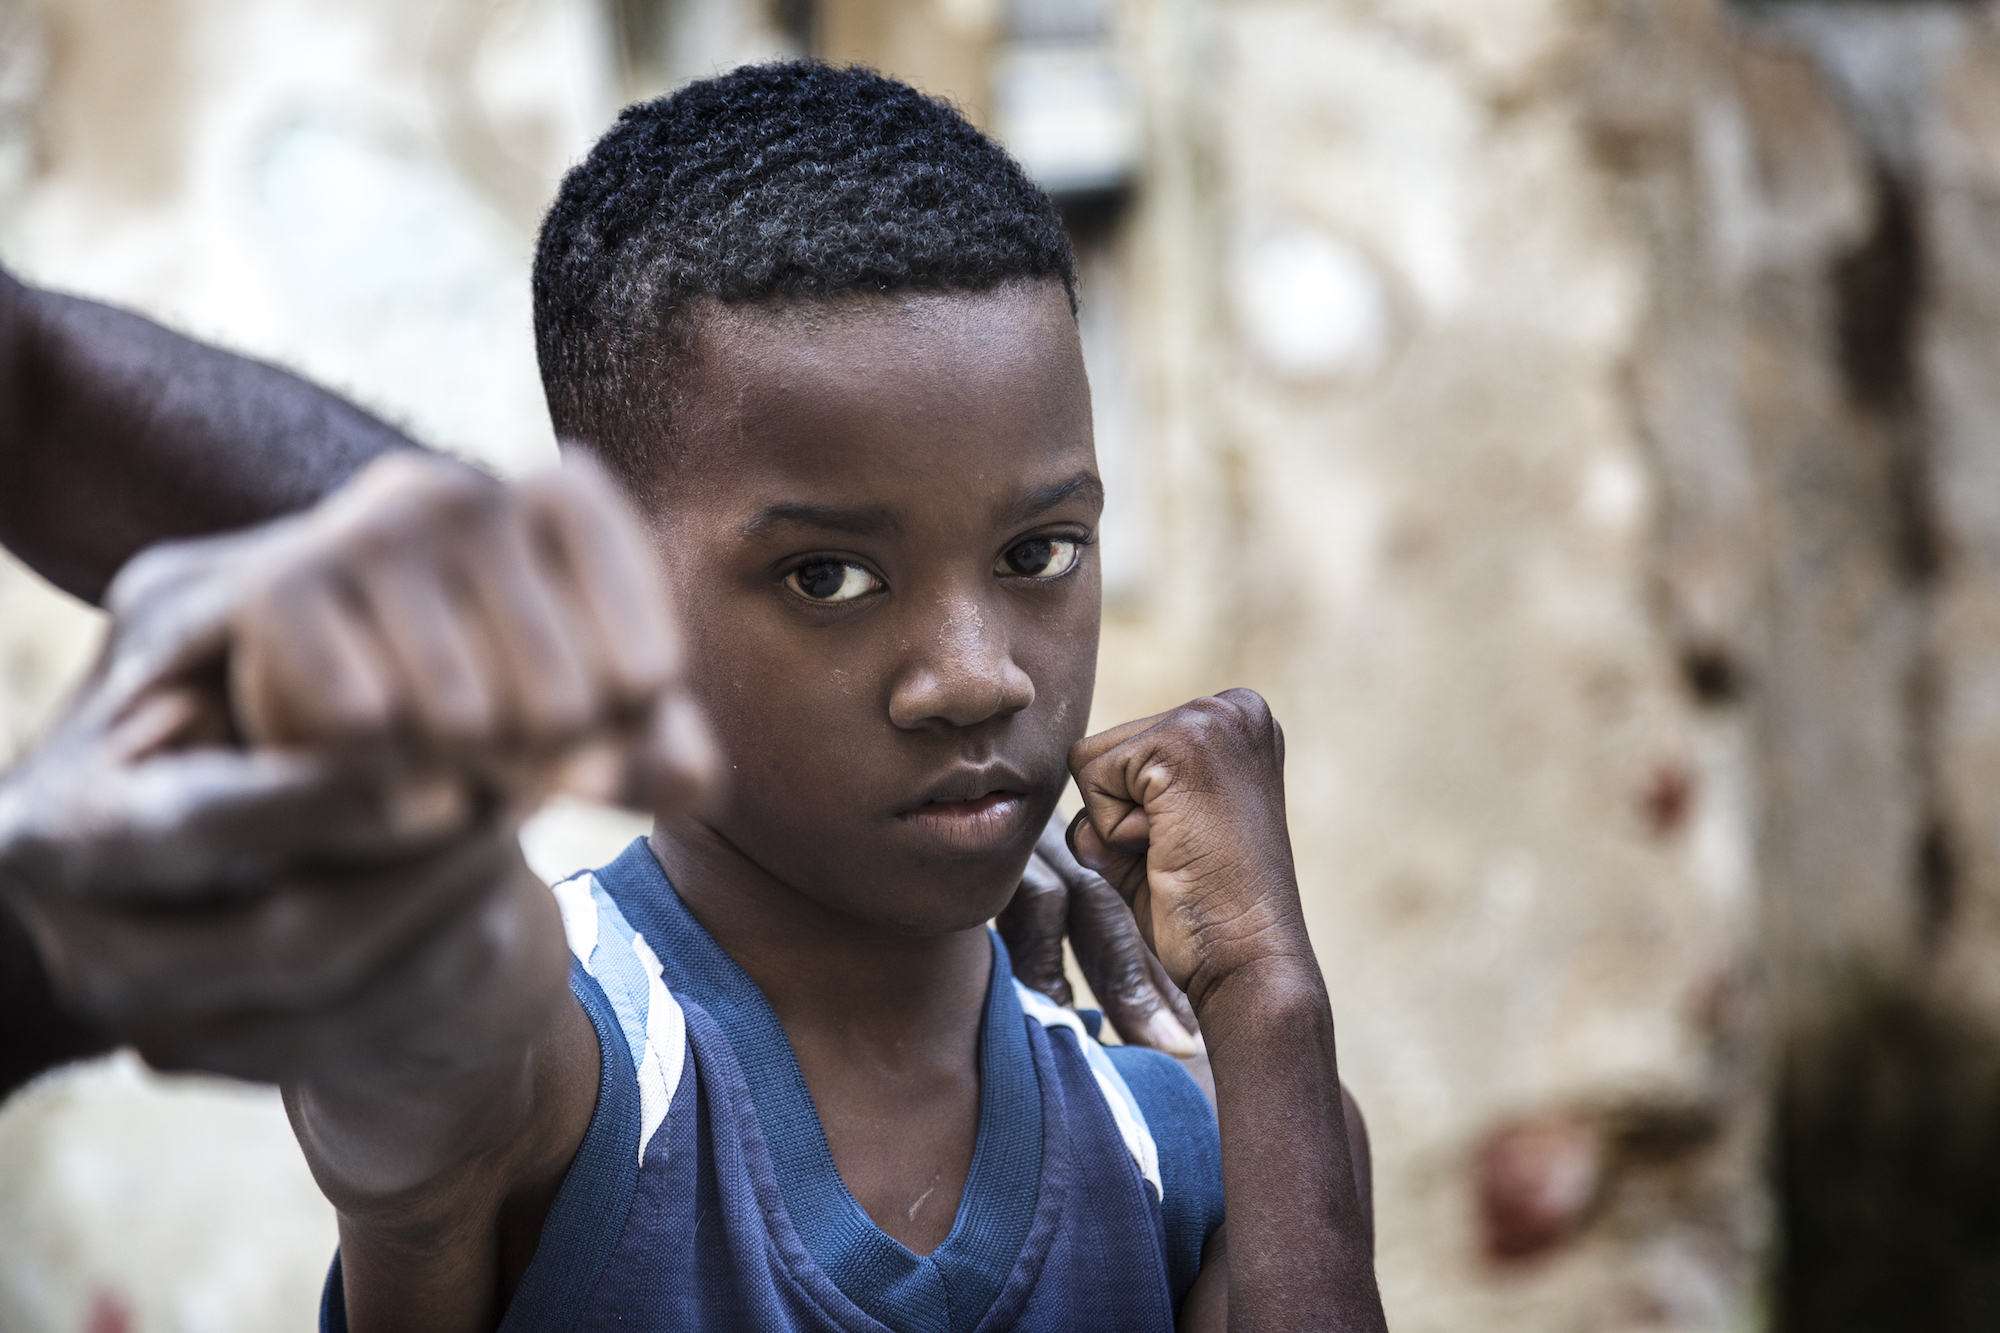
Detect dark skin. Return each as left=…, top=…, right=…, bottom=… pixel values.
left=295, top=282, right=1385, bottom=1329
left=0, top=265, right=1196, bottom=1101
left=1072, top=698, right=1387, bottom=1330
left=0, top=266, right=410, bottom=604
left=0, top=265, right=416, bottom=1095
left=4, top=458, right=714, bottom=1103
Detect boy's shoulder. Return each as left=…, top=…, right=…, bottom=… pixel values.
left=551, top=850, right=687, bottom=1160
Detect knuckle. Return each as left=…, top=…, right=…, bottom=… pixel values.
left=1227, top=686, right=1274, bottom=722
left=607, top=647, right=675, bottom=706
left=1184, top=689, right=1275, bottom=746
left=1169, top=701, right=1224, bottom=745
left=260, top=560, right=331, bottom=611
left=519, top=469, right=595, bottom=518
left=1109, top=956, right=1154, bottom=999
left=344, top=520, right=417, bottom=570
left=428, top=477, right=510, bottom=537
left=1215, top=687, right=1271, bottom=725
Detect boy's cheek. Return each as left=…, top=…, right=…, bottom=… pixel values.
left=675, top=615, right=889, bottom=795
left=1023, top=617, right=1100, bottom=749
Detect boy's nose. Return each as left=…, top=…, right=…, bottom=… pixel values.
left=887, top=596, right=1036, bottom=729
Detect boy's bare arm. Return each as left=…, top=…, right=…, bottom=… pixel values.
left=1003, top=814, right=1381, bottom=1229
left=243, top=458, right=716, bottom=1331
left=226, top=458, right=704, bottom=1330
left=1071, top=691, right=1388, bottom=1333
left=283, top=833, right=600, bottom=1333
left=0, top=266, right=419, bottom=605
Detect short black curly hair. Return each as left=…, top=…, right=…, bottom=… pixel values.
left=532, top=61, right=1077, bottom=481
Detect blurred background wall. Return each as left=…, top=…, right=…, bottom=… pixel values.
left=2, top=1, right=2000, bottom=1330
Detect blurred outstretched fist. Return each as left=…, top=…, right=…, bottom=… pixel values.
left=225, top=453, right=719, bottom=820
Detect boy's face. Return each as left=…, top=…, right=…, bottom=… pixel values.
left=646, top=281, right=1101, bottom=935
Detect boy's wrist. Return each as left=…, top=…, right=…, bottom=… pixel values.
left=1188, top=943, right=1329, bottom=1036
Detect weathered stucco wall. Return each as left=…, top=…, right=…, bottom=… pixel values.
left=1090, top=3, right=1766, bottom=1328
left=1587, top=5, right=2000, bottom=1327
left=5, top=1, right=2000, bottom=1330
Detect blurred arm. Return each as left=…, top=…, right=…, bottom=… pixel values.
left=0, top=265, right=422, bottom=605
left=0, top=266, right=425, bottom=1095
left=4, top=456, right=711, bottom=1322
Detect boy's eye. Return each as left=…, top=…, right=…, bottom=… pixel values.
left=785, top=560, right=882, bottom=603
left=998, top=537, right=1081, bottom=580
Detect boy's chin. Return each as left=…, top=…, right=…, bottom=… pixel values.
left=838, top=870, right=1030, bottom=939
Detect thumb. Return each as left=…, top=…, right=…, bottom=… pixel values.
left=1067, top=797, right=1149, bottom=878
left=1067, top=715, right=1170, bottom=866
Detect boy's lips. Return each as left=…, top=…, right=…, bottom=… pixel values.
left=897, top=785, right=1033, bottom=853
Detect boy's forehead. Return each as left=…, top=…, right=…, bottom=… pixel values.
left=661, top=282, right=1094, bottom=516
left=690, top=282, right=1081, bottom=405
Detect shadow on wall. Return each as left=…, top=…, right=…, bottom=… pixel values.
left=1778, top=981, right=2000, bottom=1332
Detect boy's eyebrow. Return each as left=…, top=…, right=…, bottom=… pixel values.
left=742, top=473, right=1102, bottom=539
left=742, top=502, right=901, bottom=537
left=1011, top=471, right=1104, bottom=523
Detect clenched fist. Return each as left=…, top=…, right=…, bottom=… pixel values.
left=1065, top=689, right=1387, bottom=1332
left=0, top=453, right=718, bottom=1083
left=1066, top=689, right=1315, bottom=1015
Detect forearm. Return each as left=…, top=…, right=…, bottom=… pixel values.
left=0, top=269, right=422, bottom=603
left=286, top=989, right=596, bottom=1333
left=1200, top=959, right=1386, bottom=1333
left=279, top=842, right=596, bottom=1331
left=288, top=1049, right=543, bottom=1217
left=282, top=843, right=586, bottom=1212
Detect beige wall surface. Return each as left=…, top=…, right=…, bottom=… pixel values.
left=1088, top=2, right=1763, bottom=1327
left=6, top=1, right=2000, bottom=1331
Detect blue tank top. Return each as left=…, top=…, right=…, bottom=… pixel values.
left=321, top=838, right=1224, bottom=1332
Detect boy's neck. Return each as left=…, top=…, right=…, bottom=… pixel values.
left=647, top=819, right=997, bottom=1254
left=645, top=822, right=993, bottom=1050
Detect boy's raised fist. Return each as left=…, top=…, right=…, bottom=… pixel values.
left=998, top=811, right=1203, bottom=1057
left=1066, top=689, right=1317, bottom=1015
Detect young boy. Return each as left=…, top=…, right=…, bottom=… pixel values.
left=285, top=62, right=1383, bottom=1331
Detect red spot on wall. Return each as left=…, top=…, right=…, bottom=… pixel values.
left=1643, top=762, right=1695, bottom=837
left=1476, top=1114, right=1605, bottom=1264
left=87, top=1291, right=131, bottom=1333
